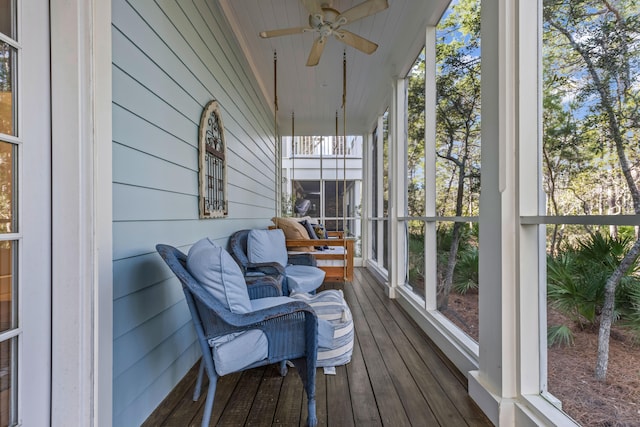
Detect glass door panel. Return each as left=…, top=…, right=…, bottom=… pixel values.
left=0, top=337, right=15, bottom=425
left=0, top=1, right=24, bottom=424
left=0, top=41, right=16, bottom=137
left=0, top=0, right=17, bottom=39
left=0, top=142, right=15, bottom=233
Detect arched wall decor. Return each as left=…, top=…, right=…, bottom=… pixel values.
left=198, top=100, right=228, bottom=218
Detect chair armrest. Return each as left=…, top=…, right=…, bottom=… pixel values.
left=246, top=276, right=282, bottom=299
left=288, top=253, right=317, bottom=267
left=247, top=262, right=285, bottom=276
left=219, top=300, right=316, bottom=329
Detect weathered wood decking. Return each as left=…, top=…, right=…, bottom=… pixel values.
left=142, top=268, right=491, bottom=426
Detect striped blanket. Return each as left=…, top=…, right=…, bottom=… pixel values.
left=290, top=290, right=354, bottom=368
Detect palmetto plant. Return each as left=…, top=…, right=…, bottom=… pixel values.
left=548, top=324, right=575, bottom=348
left=547, top=233, right=640, bottom=330
left=435, top=223, right=479, bottom=296
left=547, top=251, right=605, bottom=328
left=620, top=281, right=640, bottom=341
left=453, top=247, right=478, bottom=294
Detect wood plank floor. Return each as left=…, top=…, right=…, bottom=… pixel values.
left=142, top=268, right=492, bottom=427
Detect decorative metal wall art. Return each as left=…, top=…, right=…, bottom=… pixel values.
left=198, top=100, right=228, bottom=218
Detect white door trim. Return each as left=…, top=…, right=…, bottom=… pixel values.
left=19, top=1, right=52, bottom=425
left=50, top=0, right=112, bottom=425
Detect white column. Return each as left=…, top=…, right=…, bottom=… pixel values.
left=424, top=25, right=438, bottom=310
left=375, top=115, right=384, bottom=267
left=387, top=79, right=406, bottom=295
left=50, top=0, right=113, bottom=425
left=468, top=0, right=518, bottom=424
left=362, top=132, right=371, bottom=263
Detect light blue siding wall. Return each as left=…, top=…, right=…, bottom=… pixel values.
left=111, top=0, right=276, bottom=424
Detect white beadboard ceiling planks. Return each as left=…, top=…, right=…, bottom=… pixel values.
left=218, top=0, right=450, bottom=135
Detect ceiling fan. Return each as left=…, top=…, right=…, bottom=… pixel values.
left=259, top=0, right=389, bottom=66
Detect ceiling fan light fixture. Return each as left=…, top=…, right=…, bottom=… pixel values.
left=260, top=0, right=389, bottom=66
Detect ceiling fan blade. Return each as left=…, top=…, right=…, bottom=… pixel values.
left=259, top=26, right=310, bottom=38
left=306, top=37, right=326, bottom=66
left=335, top=0, right=388, bottom=25
left=301, top=0, right=322, bottom=16
left=334, top=30, right=378, bottom=54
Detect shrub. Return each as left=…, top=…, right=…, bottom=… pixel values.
left=620, top=283, right=640, bottom=341
left=547, top=232, right=640, bottom=331
left=548, top=324, right=575, bottom=348
left=453, top=247, right=479, bottom=294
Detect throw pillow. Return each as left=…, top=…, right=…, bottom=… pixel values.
left=187, top=237, right=252, bottom=314
left=270, top=217, right=315, bottom=251
left=300, top=219, right=319, bottom=239
left=300, top=220, right=329, bottom=250
left=313, top=223, right=327, bottom=239
left=247, top=229, right=289, bottom=268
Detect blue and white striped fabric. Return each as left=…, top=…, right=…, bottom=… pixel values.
left=290, top=290, right=354, bottom=368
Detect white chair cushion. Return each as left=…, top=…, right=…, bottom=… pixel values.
left=187, top=237, right=251, bottom=314
left=210, top=329, right=268, bottom=376
left=247, top=229, right=289, bottom=268
left=210, top=297, right=296, bottom=376
left=285, top=264, right=325, bottom=294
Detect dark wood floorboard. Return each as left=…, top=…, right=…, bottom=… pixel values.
left=272, top=366, right=303, bottom=426
left=348, top=270, right=442, bottom=425
left=357, top=269, right=489, bottom=424
left=143, top=268, right=492, bottom=426
left=245, top=365, right=283, bottom=426
left=345, top=332, right=381, bottom=426
left=343, top=276, right=412, bottom=427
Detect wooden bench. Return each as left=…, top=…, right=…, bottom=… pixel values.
left=284, top=231, right=354, bottom=282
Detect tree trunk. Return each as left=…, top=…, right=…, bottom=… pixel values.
left=439, top=221, right=463, bottom=310
left=595, top=237, right=640, bottom=380
left=548, top=4, right=640, bottom=380
left=543, top=146, right=561, bottom=255
left=438, top=160, right=467, bottom=310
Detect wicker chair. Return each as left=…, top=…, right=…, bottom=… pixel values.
left=156, top=243, right=318, bottom=427
left=230, top=229, right=323, bottom=295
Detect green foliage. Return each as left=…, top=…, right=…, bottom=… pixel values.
left=453, top=247, right=479, bottom=294
left=407, top=232, right=425, bottom=287
left=543, top=0, right=640, bottom=220
left=548, top=324, right=575, bottom=348
left=436, top=222, right=479, bottom=292
left=434, top=0, right=481, bottom=219
left=547, top=232, right=640, bottom=329
left=547, top=251, right=605, bottom=326
left=436, top=222, right=477, bottom=254
left=406, top=222, right=479, bottom=295
left=621, top=284, right=640, bottom=341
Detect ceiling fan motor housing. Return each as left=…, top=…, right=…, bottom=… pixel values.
left=309, top=7, right=341, bottom=31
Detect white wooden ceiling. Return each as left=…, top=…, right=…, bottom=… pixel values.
left=219, top=0, right=450, bottom=135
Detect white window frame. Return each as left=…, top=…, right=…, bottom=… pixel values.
left=392, top=25, right=480, bottom=376
left=366, top=114, right=389, bottom=283
left=364, top=1, right=626, bottom=425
